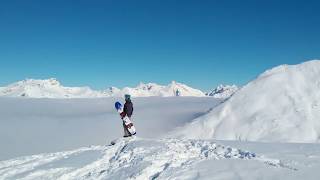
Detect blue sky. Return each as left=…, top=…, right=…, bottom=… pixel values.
left=0, top=0, right=319, bottom=91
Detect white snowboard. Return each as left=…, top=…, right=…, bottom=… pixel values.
left=116, top=104, right=136, bottom=136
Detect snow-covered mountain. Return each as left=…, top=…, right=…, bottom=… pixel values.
left=0, top=79, right=206, bottom=98
left=0, top=78, right=104, bottom=98
left=174, top=60, right=320, bottom=143
left=206, top=84, right=238, bottom=98
left=106, top=81, right=205, bottom=97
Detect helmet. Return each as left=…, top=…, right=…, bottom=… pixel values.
left=115, top=101, right=122, bottom=110
left=125, top=94, right=131, bottom=101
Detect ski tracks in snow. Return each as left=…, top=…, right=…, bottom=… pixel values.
left=0, top=138, right=296, bottom=180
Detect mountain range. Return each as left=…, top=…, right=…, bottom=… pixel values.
left=0, top=79, right=237, bottom=98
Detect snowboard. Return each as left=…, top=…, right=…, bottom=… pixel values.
left=115, top=101, right=136, bottom=136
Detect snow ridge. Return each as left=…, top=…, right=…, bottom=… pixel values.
left=0, top=79, right=206, bottom=98
left=174, top=60, right=320, bottom=143
left=206, top=84, right=238, bottom=98
left=0, top=78, right=103, bottom=98
left=105, top=81, right=205, bottom=97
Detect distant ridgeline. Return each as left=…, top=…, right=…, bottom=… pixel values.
left=0, top=79, right=237, bottom=98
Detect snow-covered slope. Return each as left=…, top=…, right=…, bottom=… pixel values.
left=206, top=84, right=238, bottom=98
left=174, top=60, right=320, bottom=143
left=1, top=138, right=311, bottom=180
left=0, top=79, right=205, bottom=98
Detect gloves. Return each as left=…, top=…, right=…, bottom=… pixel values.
left=120, top=112, right=126, bottom=119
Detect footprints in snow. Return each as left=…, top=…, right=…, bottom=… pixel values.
left=87, top=139, right=295, bottom=180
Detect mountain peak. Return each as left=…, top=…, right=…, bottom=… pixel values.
left=15, top=78, right=61, bottom=87
left=107, top=81, right=205, bottom=97
left=0, top=78, right=101, bottom=98
left=206, top=84, right=238, bottom=98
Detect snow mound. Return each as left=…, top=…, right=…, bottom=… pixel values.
left=0, top=138, right=288, bottom=180
left=206, top=84, right=238, bottom=98
left=174, top=60, right=320, bottom=143
left=0, top=79, right=205, bottom=98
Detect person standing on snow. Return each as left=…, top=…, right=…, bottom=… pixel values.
left=120, top=94, right=135, bottom=137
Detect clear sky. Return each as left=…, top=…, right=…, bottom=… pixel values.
left=0, top=0, right=319, bottom=91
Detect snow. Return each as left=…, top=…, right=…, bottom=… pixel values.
left=0, top=78, right=104, bottom=98
left=206, top=84, right=238, bottom=98
left=173, top=60, right=320, bottom=143
left=1, top=138, right=319, bottom=180
left=2, top=60, right=320, bottom=179
left=0, top=79, right=206, bottom=98
left=110, top=81, right=205, bottom=97
left=0, top=97, right=222, bottom=160
left=168, top=140, right=320, bottom=180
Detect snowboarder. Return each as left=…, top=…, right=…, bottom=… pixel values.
left=175, top=89, right=181, bottom=96
left=120, top=94, right=135, bottom=137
